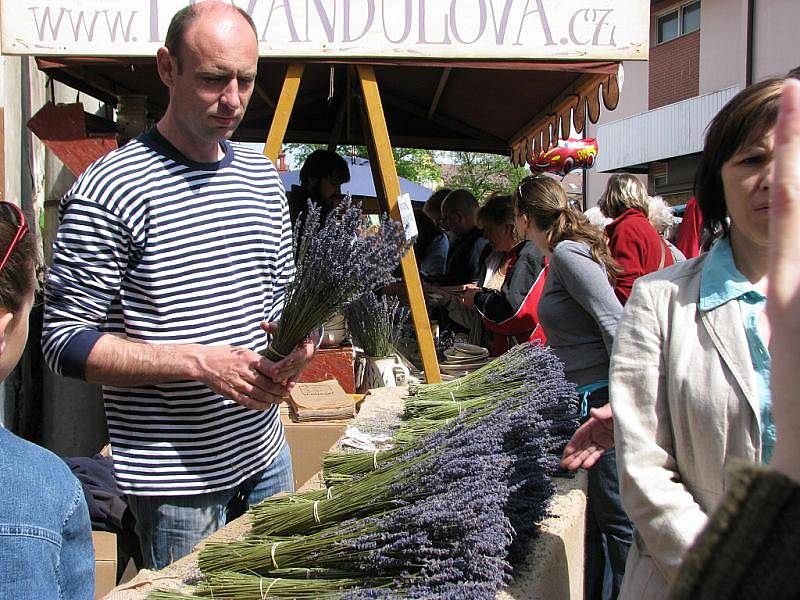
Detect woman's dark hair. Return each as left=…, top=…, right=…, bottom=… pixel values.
left=514, top=175, right=620, bottom=284
left=478, top=193, right=516, bottom=229
left=0, top=217, right=36, bottom=313
left=695, top=77, right=784, bottom=242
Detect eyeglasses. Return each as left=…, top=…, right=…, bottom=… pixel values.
left=0, top=201, right=29, bottom=273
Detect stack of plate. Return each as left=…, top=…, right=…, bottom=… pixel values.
left=439, top=343, right=490, bottom=378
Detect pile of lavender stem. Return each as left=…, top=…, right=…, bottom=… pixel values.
left=262, top=196, right=409, bottom=362
left=150, top=345, right=578, bottom=599
left=344, top=291, right=409, bottom=358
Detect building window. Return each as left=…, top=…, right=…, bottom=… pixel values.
left=657, top=1, right=700, bottom=44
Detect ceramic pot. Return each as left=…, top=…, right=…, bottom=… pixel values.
left=359, top=355, right=409, bottom=392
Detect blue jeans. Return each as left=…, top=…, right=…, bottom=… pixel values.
left=583, top=388, right=633, bottom=600
left=127, top=442, right=294, bottom=570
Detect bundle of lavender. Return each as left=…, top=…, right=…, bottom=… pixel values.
left=151, top=349, right=578, bottom=599
left=404, top=342, right=547, bottom=412
left=190, top=409, right=520, bottom=599
left=184, top=375, right=575, bottom=599
left=323, top=342, right=568, bottom=483
left=344, top=291, right=409, bottom=358
left=251, top=349, right=577, bottom=539
left=263, top=196, right=409, bottom=362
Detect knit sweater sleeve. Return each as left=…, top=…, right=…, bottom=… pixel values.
left=265, top=188, right=296, bottom=325
left=670, top=463, right=800, bottom=599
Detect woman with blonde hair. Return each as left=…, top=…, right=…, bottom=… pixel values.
left=611, top=76, right=786, bottom=599
left=514, top=174, right=631, bottom=600
left=599, top=174, right=675, bottom=304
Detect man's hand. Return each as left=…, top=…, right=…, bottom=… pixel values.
left=561, top=403, right=614, bottom=470
left=194, top=344, right=292, bottom=411
left=262, top=322, right=320, bottom=387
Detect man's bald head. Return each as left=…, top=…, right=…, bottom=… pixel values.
left=165, top=1, right=257, bottom=72
left=441, top=189, right=479, bottom=236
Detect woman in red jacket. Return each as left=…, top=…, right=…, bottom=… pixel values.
left=599, top=174, right=675, bottom=304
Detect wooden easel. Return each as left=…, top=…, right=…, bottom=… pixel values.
left=264, top=64, right=441, bottom=384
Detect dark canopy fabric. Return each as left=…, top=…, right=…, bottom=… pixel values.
left=35, top=57, right=620, bottom=164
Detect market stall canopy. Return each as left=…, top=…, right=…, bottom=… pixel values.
left=4, top=0, right=648, bottom=168
left=280, top=157, right=435, bottom=202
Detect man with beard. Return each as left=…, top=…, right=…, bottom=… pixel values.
left=287, top=149, right=351, bottom=226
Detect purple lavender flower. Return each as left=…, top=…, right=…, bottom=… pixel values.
left=264, top=195, right=411, bottom=360
left=345, top=292, right=409, bottom=358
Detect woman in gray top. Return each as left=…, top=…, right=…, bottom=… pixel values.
left=514, top=175, right=632, bottom=600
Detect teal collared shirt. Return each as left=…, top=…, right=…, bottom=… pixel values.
left=699, top=236, right=774, bottom=463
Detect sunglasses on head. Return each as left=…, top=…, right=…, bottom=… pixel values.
left=0, top=201, right=29, bottom=273
left=516, top=174, right=551, bottom=202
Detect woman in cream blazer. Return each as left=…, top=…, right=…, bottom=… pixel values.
left=610, top=77, right=784, bottom=599
left=611, top=253, right=761, bottom=599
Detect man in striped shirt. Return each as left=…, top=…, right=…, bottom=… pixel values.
left=42, top=1, right=316, bottom=569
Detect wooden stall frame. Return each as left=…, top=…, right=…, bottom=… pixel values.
left=263, top=64, right=441, bottom=384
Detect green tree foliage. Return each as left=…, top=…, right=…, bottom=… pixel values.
left=443, top=152, right=531, bottom=202
left=285, top=144, right=441, bottom=186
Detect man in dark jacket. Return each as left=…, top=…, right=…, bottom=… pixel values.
left=436, top=189, right=489, bottom=285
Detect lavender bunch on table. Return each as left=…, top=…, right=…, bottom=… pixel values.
left=324, top=343, right=578, bottom=483
left=198, top=414, right=518, bottom=598
left=263, top=195, right=410, bottom=361
left=192, top=353, right=576, bottom=598
left=345, top=291, right=409, bottom=358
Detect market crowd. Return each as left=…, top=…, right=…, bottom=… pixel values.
left=0, top=1, right=799, bottom=599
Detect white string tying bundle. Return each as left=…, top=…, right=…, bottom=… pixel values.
left=260, top=577, right=279, bottom=599
left=373, top=450, right=380, bottom=470
left=312, top=500, right=321, bottom=524
left=449, top=391, right=456, bottom=402
left=457, top=401, right=463, bottom=414
left=270, top=542, right=281, bottom=569
left=456, top=379, right=461, bottom=390
left=326, top=487, right=333, bottom=500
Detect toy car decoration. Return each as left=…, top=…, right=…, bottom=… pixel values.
left=530, top=138, right=598, bottom=175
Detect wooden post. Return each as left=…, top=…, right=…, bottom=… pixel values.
left=263, top=64, right=304, bottom=163
left=357, top=65, right=441, bottom=383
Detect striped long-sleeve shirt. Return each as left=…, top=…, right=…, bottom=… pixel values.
left=42, top=128, right=295, bottom=495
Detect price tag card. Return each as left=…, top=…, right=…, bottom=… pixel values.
left=397, top=192, right=418, bottom=241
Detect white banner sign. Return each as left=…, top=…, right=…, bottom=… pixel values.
left=2, top=0, right=648, bottom=60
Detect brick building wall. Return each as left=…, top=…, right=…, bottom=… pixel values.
left=649, top=30, right=701, bottom=110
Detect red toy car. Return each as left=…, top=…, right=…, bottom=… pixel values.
left=531, top=138, right=598, bottom=175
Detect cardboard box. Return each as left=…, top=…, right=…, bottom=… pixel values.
left=281, top=415, right=350, bottom=489
left=92, top=531, right=117, bottom=599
